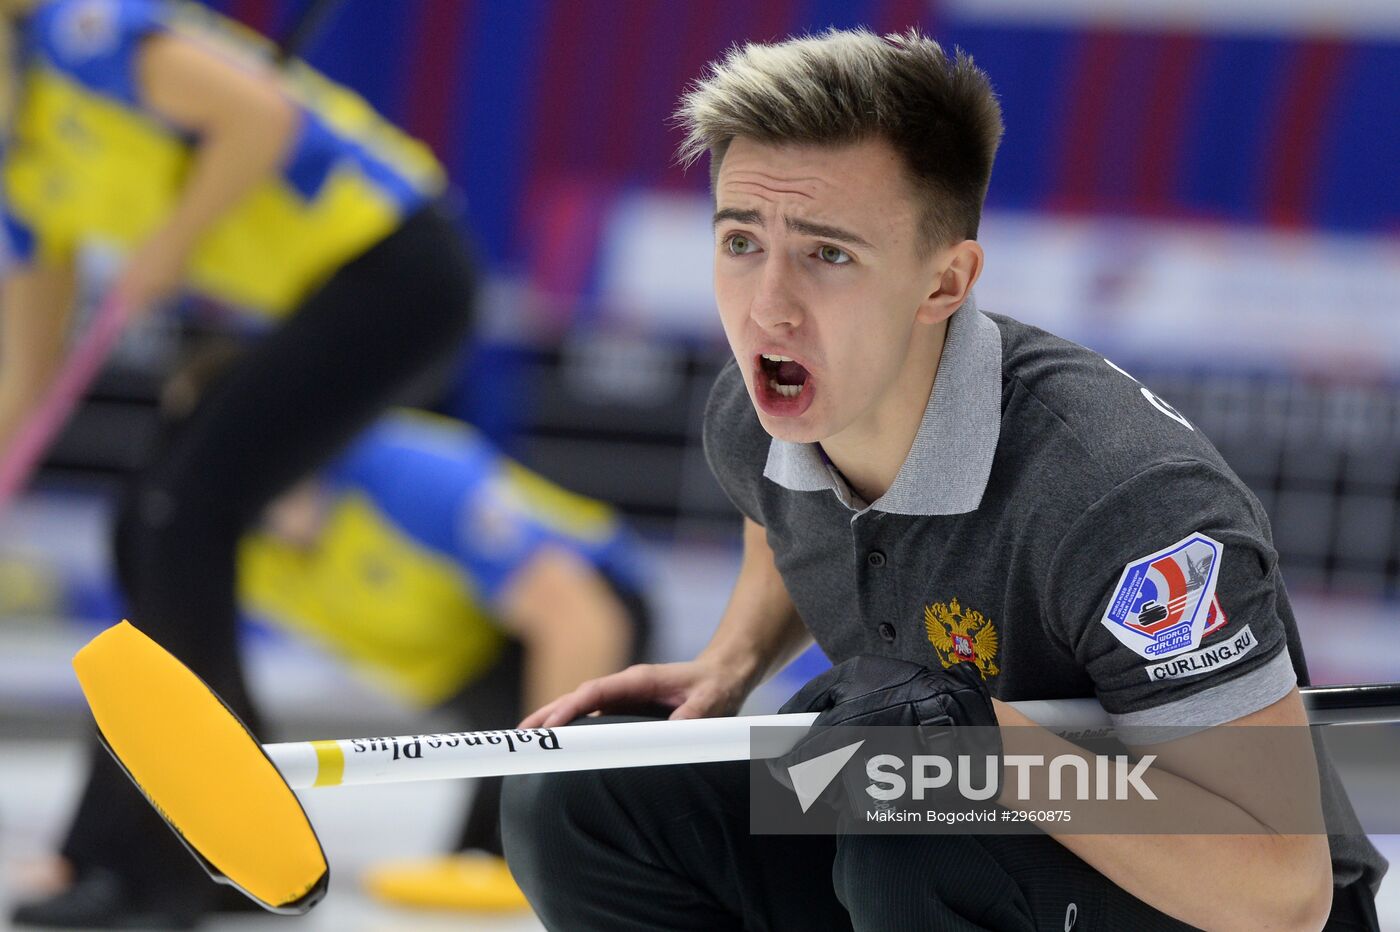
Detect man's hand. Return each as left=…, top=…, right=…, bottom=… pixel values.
left=780, top=655, right=998, bottom=728
left=519, top=657, right=755, bottom=728
left=774, top=656, right=1001, bottom=818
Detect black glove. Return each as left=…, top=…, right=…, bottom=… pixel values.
left=771, top=656, right=1001, bottom=821
left=779, top=655, right=998, bottom=728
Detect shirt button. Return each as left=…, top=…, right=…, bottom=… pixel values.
left=867, top=551, right=886, bottom=567
left=878, top=623, right=897, bottom=642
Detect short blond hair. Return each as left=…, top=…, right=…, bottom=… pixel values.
left=676, top=28, right=1004, bottom=250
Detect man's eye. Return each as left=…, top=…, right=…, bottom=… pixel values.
left=726, top=234, right=757, bottom=255
left=818, top=245, right=851, bottom=265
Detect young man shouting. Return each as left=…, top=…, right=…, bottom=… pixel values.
left=504, top=28, right=1385, bottom=930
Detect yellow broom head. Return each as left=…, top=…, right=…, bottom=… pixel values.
left=72, top=621, right=328, bottom=913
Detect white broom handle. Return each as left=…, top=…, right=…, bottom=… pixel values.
left=265, top=712, right=813, bottom=789
left=264, top=698, right=1113, bottom=790
left=262, top=683, right=1400, bottom=790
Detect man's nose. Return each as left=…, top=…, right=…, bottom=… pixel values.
left=749, top=252, right=803, bottom=331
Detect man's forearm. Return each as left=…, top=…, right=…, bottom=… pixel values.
left=697, top=517, right=811, bottom=697
left=993, top=700, right=1333, bottom=930
left=698, top=609, right=810, bottom=697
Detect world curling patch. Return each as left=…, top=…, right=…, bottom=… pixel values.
left=1100, top=533, right=1222, bottom=659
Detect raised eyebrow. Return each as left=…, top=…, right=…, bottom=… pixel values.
left=712, top=209, right=873, bottom=250
left=713, top=207, right=763, bottom=228
left=784, top=217, right=873, bottom=249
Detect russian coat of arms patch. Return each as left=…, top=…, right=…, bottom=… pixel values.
left=923, top=597, right=999, bottom=679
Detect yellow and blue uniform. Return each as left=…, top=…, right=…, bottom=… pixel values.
left=239, top=411, right=648, bottom=707
left=1, top=0, right=444, bottom=316
left=7, top=6, right=484, bottom=916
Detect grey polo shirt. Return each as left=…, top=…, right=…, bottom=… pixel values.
left=704, top=297, right=1385, bottom=890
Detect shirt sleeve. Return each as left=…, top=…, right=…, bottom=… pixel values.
left=702, top=359, right=768, bottom=526
left=34, top=0, right=169, bottom=106
left=1044, top=459, right=1297, bottom=730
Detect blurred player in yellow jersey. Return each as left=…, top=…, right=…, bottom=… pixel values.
left=239, top=408, right=652, bottom=914
left=0, top=0, right=479, bottom=925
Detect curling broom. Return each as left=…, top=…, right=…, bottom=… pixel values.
left=72, top=621, right=1400, bottom=914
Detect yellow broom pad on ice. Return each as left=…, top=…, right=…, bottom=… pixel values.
left=72, top=621, right=327, bottom=913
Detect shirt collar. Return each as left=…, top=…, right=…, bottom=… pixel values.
left=762, top=293, right=1003, bottom=516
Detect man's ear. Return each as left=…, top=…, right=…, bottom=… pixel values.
left=915, top=240, right=984, bottom=324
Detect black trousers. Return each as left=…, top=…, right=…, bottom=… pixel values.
left=501, top=719, right=1380, bottom=932
left=61, top=203, right=477, bottom=909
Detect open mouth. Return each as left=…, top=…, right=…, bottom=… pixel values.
left=758, top=353, right=810, bottom=398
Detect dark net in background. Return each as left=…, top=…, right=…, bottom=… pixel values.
left=1146, top=371, right=1399, bottom=598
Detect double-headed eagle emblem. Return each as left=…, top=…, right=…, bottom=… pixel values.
left=923, top=597, right=999, bottom=679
